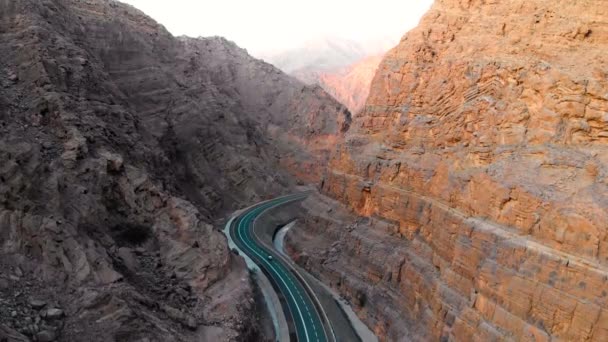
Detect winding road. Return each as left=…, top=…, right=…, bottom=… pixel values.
left=227, top=193, right=332, bottom=342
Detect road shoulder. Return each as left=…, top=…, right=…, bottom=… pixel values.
left=223, top=214, right=290, bottom=342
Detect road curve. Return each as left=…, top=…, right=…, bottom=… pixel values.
left=228, top=193, right=331, bottom=342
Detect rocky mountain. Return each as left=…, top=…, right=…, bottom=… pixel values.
left=260, top=36, right=393, bottom=85
left=287, top=0, right=608, bottom=341
left=181, top=37, right=351, bottom=184
left=260, top=38, right=389, bottom=115
left=316, top=55, right=384, bottom=115
left=0, top=0, right=348, bottom=341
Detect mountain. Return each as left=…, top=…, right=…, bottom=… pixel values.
left=259, top=36, right=394, bottom=84
left=286, top=0, right=608, bottom=341
left=317, top=55, right=384, bottom=114
left=179, top=37, right=351, bottom=184
left=0, top=0, right=348, bottom=341
left=260, top=36, right=392, bottom=116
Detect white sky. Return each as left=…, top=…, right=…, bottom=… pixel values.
left=120, top=0, right=434, bottom=55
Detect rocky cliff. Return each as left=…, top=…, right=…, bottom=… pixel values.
left=180, top=37, right=351, bottom=184
left=0, top=0, right=348, bottom=340
left=287, top=0, right=608, bottom=341
left=317, top=55, right=384, bottom=115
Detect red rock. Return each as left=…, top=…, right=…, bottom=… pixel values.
left=317, top=55, right=384, bottom=115
left=288, top=0, right=608, bottom=340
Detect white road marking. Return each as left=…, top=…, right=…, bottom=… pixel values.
left=237, top=205, right=316, bottom=341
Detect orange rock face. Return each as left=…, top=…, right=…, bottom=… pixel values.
left=317, top=55, right=384, bottom=115
left=290, top=0, right=608, bottom=340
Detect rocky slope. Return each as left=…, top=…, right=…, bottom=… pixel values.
left=0, top=0, right=348, bottom=340
left=180, top=37, right=351, bottom=184
left=287, top=0, right=608, bottom=341
left=317, top=55, right=384, bottom=115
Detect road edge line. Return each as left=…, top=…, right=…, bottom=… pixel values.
left=252, top=197, right=338, bottom=342
left=223, top=213, right=289, bottom=342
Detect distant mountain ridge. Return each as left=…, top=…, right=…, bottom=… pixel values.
left=317, top=54, right=384, bottom=115
left=258, top=36, right=393, bottom=113
left=258, top=36, right=393, bottom=80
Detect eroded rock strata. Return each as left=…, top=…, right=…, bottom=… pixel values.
left=0, top=0, right=348, bottom=340
left=288, top=0, right=608, bottom=341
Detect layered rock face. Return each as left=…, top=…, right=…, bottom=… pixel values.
left=317, top=55, right=384, bottom=114
left=0, top=0, right=348, bottom=340
left=180, top=37, right=351, bottom=184
left=288, top=0, right=608, bottom=341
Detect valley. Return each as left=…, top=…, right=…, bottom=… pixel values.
left=1, top=0, right=607, bottom=341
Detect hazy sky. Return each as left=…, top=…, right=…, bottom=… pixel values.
left=120, top=0, right=434, bottom=55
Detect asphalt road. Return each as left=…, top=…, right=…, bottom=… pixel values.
left=229, top=194, right=330, bottom=342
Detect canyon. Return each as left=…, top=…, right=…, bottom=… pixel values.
left=286, top=0, right=608, bottom=341
left=1, top=0, right=607, bottom=341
